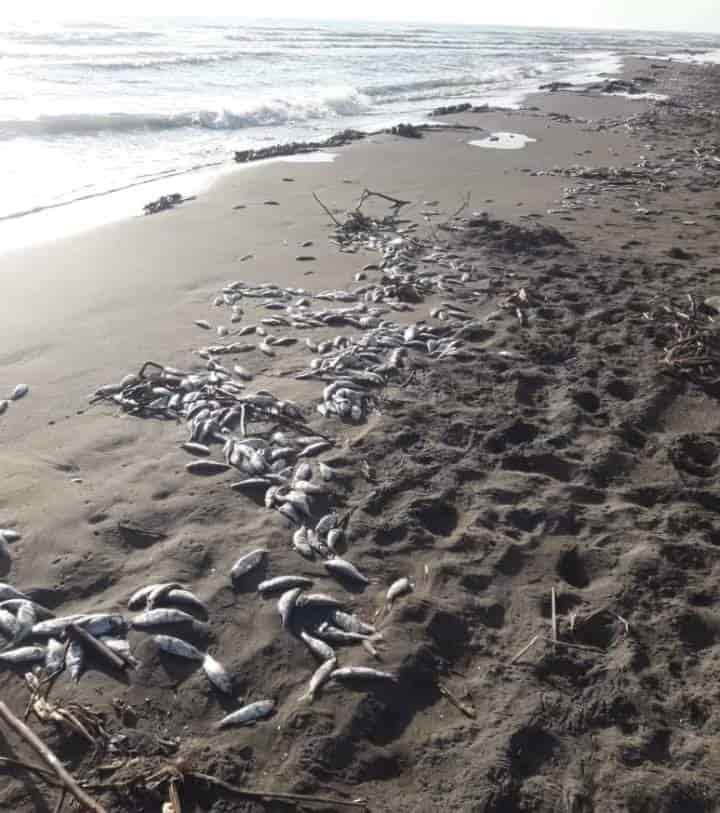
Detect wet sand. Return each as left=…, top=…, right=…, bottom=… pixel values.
left=2, top=56, right=720, bottom=812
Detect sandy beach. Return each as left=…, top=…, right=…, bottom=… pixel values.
left=2, top=55, right=720, bottom=812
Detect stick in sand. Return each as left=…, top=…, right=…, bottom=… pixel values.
left=0, top=701, right=107, bottom=813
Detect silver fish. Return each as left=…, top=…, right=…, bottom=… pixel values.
left=194, top=319, right=212, bottom=329
left=387, top=577, right=414, bottom=605
left=230, top=548, right=267, bottom=581
left=315, top=512, right=338, bottom=538
left=0, top=400, right=8, bottom=416
left=181, top=442, right=211, bottom=457
left=296, top=593, right=345, bottom=610
left=32, top=615, right=87, bottom=637
left=13, top=601, right=36, bottom=643
left=331, top=666, right=397, bottom=683
left=299, top=657, right=336, bottom=704
left=131, top=609, right=204, bottom=629
left=216, top=699, right=275, bottom=729
left=45, top=638, right=66, bottom=673
left=294, top=462, right=313, bottom=482
left=0, top=609, right=19, bottom=640
left=230, top=478, right=271, bottom=493
left=0, top=584, right=29, bottom=602
left=80, top=613, right=127, bottom=637
left=146, top=582, right=184, bottom=610
left=0, top=599, right=54, bottom=619
left=277, top=587, right=303, bottom=629
left=258, top=576, right=313, bottom=595
left=153, top=634, right=204, bottom=661
left=164, top=589, right=208, bottom=616
left=0, top=645, right=46, bottom=664
left=298, top=441, right=332, bottom=458
left=300, top=630, right=335, bottom=662
left=326, top=528, right=344, bottom=551
left=66, top=638, right=84, bottom=681
left=324, top=557, right=369, bottom=586
left=11, top=384, right=28, bottom=401
left=331, top=610, right=375, bottom=636
left=202, top=654, right=234, bottom=694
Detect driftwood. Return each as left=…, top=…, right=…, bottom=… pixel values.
left=0, top=701, right=107, bottom=813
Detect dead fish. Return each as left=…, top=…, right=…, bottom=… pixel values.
left=296, top=593, right=345, bottom=610
left=0, top=584, right=29, bottom=602
left=0, top=609, right=18, bottom=640
left=194, top=319, right=212, bottom=330
left=284, top=489, right=312, bottom=518
left=11, top=384, right=28, bottom=401
left=299, top=657, right=336, bottom=704
left=318, top=463, right=335, bottom=481
left=66, top=639, right=84, bottom=681
left=315, top=512, right=338, bottom=537
left=387, top=577, right=414, bottom=605
left=202, top=654, right=234, bottom=694
left=80, top=613, right=127, bottom=637
left=164, top=589, right=208, bottom=616
left=292, top=480, right=328, bottom=496
left=233, top=365, right=253, bottom=381
left=278, top=502, right=301, bottom=525
left=292, top=527, right=315, bottom=560
left=258, top=340, right=276, bottom=357
left=257, top=576, right=313, bottom=595
left=13, top=601, right=36, bottom=643
left=298, top=440, right=332, bottom=458
left=326, top=528, right=344, bottom=551
left=146, top=582, right=184, bottom=611
left=0, top=599, right=53, bottom=620
left=32, top=615, right=87, bottom=637
left=300, top=630, right=335, bottom=662
left=45, top=638, right=66, bottom=673
left=180, top=442, right=211, bottom=457
left=331, top=666, right=397, bottom=683
left=278, top=587, right=303, bottom=629
left=0, top=401, right=8, bottom=416
left=295, top=255, right=316, bottom=262
left=216, top=699, right=275, bottom=729
left=153, top=634, right=204, bottom=661
left=185, top=460, right=230, bottom=475
left=230, top=478, right=271, bottom=493
left=294, top=462, right=313, bottom=482
left=324, top=557, right=369, bottom=586
left=131, top=609, right=204, bottom=629
left=332, top=610, right=375, bottom=636
left=0, top=646, right=46, bottom=665
left=231, top=548, right=268, bottom=582
left=128, top=584, right=165, bottom=610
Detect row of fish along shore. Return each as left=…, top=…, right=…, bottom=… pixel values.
left=1, top=55, right=720, bottom=811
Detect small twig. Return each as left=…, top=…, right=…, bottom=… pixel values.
left=312, top=192, right=342, bottom=227
left=66, top=624, right=128, bottom=674
left=442, top=191, right=471, bottom=226
left=509, top=634, right=541, bottom=665
left=438, top=683, right=476, bottom=719
left=188, top=771, right=368, bottom=809
left=551, top=587, right=558, bottom=645
left=0, top=701, right=107, bottom=813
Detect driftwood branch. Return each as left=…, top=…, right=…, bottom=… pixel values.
left=67, top=623, right=127, bottom=672
left=312, top=192, right=342, bottom=227
left=0, top=755, right=63, bottom=786
left=0, top=701, right=107, bottom=813
left=357, top=188, right=410, bottom=213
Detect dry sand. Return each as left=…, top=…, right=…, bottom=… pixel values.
left=2, top=57, right=720, bottom=811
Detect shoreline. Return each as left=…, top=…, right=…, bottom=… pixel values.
left=0, top=48, right=650, bottom=254
left=2, top=54, right=720, bottom=812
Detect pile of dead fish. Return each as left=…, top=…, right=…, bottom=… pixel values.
left=0, top=384, right=29, bottom=419
left=0, top=578, right=280, bottom=729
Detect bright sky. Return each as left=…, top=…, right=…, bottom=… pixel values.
left=6, top=1, right=720, bottom=34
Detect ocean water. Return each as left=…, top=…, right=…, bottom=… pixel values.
left=2, top=17, right=720, bottom=245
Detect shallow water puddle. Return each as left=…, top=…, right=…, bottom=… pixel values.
left=469, top=132, right=537, bottom=150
